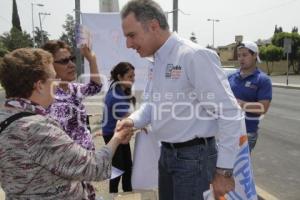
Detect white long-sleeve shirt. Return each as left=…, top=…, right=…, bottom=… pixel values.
left=130, top=33, right=245, bottom=169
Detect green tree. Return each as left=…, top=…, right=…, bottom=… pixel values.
left=292, top=26, right=298, bottom=33
left=274, top=25, right=283, bottom=34
left=260, top=44, right=283, bottom=75
left=190, top=32, right=198, bottom=43
left=0, top=27, right=32, bottom=51
left=34, top=27, right=50, bottom=47
left=12, top=0, right=22, bottom=31
left=0, top=41, right=8, bottom=57
left=295, top=47, right=300, bottom=73
left=272, top=31, right=300, bottom=74
left=272, top=32, right=288, bottom=47
left=0, top=0, right=32, bottom=52
left=60, top=14, right=76, bottom=51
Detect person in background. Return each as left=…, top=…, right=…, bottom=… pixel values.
left=42, top=40, right=101, bottom=199
left=118, top=0, right=245, bottom=199
left=42, top=40, right=101, bottom=151
left=0, top=48, right=133, bottom=200
left=102, top=62, right=136, bottom=193
left=228, top=41, right=272, bottom=152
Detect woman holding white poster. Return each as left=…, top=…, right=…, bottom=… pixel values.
left=42, top=40, right=102, bottom=199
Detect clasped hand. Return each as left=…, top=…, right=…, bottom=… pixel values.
left=113, top=118, right=134, bottom=144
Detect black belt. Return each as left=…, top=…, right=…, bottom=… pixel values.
left=161, top=137, right=214, bottom=149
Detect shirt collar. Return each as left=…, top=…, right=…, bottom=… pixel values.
left=238, top=67, right=260, bottom=79
left=154, top=32, right=179, bottom=62
left=5, top=98, right=47, bottom=115
left=54, top=83, right=73, bottom=100
left=55, top=83, right=72, bottom=95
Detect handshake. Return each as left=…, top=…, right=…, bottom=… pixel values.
left=113, top=118, right=135, bottom=144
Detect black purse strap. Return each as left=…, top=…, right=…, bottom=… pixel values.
left=0, top=112, right=36, bottom=133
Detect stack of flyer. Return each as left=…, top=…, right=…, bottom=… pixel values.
left=76, top=24, right=92, bottom=49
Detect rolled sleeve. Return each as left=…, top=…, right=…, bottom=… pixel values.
left=186, top=49, right=243, bottom=168
left=129, top=102, right=152, bottom=129
left=78, top=81, right=102, bottom=97
left=216, top=116, right=246, bottom=168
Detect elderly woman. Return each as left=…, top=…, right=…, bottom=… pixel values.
left=0, top=48, right=132, bottom=200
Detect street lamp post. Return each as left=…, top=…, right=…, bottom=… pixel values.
left=31, top=3, right=44, bottom=47
left=38, top=12, right=50, bottom=46
left=173, top=0, right=178, bottom=32
left=75, top=0, right=83, bottom=76
left=207, top=18, right=220, bottom=48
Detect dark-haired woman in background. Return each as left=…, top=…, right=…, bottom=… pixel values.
left=102, top=62, right=136, bottom=193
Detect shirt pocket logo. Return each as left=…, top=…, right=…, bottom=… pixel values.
left=245, top=81, right=258, bottom=90
left=165, top=64, right=182, bottom=79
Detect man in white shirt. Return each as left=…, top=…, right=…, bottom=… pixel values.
left=118, top=0, right=245, bottom=199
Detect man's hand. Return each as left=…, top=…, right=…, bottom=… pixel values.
left=116, top=118, right=134, bottom=131
left=140, top=127, right=148, bottom=134
left=212, top=173, right=235, bottom=199
left=236, top=98, right=245, bottom=108
left=113, top=120, right=134, bottom=144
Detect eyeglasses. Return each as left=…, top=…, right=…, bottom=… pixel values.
left=54, top=56, right=76, bottom=65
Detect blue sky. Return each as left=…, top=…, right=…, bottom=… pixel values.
left=0, top=0, right=299, bottom=47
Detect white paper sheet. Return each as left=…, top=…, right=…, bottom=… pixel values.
left=110, top=166, right=124, bottom=180
left=131, top=130, right=160, bottom=190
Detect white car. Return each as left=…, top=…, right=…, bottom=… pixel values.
left=222, top=67, right=237, bottom=76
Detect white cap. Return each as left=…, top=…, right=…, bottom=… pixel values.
left=238, top=41, right=261, bottom=63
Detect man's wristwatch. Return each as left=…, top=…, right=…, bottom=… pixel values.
left=215, top=168, right=233, bottom=178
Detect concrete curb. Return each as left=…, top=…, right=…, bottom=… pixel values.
left=256, top=186, right=279, bottom=200
left=0, top=187, right=4, bottom=200
left=272, top=83, right=300, bottom=89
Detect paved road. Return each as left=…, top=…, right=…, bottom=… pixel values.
left=252, top=87, right=300, bottom=200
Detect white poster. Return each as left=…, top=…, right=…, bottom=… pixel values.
left=81, top=13, right=149, bottom=91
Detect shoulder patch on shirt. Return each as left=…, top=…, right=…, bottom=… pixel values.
left=165, top=64, right=182, bottom=79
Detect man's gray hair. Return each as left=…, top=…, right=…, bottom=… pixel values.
left=121, top=0, right=169, bottom=30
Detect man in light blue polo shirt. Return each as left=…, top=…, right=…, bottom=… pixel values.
left=228, top=41, right=272, bottom=152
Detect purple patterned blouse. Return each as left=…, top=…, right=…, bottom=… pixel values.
left=47, top=81, right=102, bottom=150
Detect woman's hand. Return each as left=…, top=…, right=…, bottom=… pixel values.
left=80, top=44, right=96, bottom=63
left=92, top=131, right=102, bottom=139
left=113, top=120, right=134, bottom=144
left=79, top=44, right=101, bottom=84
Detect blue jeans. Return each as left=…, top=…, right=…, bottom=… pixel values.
left=247, top=132, right=258, bottom=152
left=158, top=138, right=217, bottom=200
